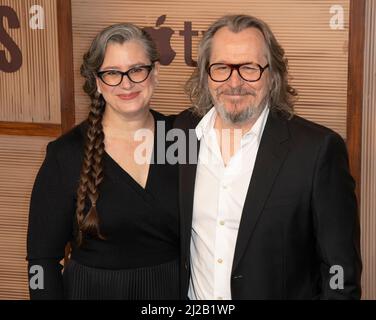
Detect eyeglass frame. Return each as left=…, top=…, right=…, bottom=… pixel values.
left=207, top=62, right=269, bottom=83
left=96, top=63, right=156, bottom=86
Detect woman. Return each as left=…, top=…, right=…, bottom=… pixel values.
left=27, top=23, right=179, bottom=299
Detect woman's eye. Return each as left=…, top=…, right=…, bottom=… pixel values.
left=106, top=70, right=120, bottom=76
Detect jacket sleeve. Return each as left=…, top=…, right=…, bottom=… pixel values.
left=26, top=141, right=75, bottom=299
left=312, top=132, right=362, bottom=299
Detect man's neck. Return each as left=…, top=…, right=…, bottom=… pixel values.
left=212, top=108, right=265, bottom=166
left=213, top=114, right=258, bottom=136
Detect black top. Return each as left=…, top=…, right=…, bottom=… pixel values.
left=27, top=110, right=179, bottom=299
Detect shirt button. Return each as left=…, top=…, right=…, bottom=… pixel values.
left=217, top=258, right=223, bottom=264
left=219, top=220, right=225, bottom=226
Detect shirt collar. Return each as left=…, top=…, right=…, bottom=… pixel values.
left=195, top=105, right=270, bottom=144
left=243, top=104, right=269, bottom=144
left=195, top=107, right=217, bottom=141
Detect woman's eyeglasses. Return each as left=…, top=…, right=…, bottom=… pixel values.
left=97, top=64, right=154, bottom=86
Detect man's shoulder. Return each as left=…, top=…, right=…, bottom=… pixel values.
left=286, top=113, right=340, bottom=138
left=286, top=113, right=345, bottom=145
left=174, top=107, right=202, bottom=130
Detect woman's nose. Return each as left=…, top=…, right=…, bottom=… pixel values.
left=119, top=75, right=134, bottom=90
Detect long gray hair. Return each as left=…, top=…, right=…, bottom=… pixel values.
left=81, top=23, right=159, bottom=99
left=76, top=23, right=159, bottom=246
left=185, top=15, right=297, bottom=118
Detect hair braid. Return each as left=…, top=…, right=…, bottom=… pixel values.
left=76, top=94, right=105, bottom=246
left=76, top=23, right=159, bottom=246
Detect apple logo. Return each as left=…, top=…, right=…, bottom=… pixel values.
left=143, top=15, right=176, bottom=66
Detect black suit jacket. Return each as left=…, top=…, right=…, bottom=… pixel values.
left=175, top=108, right=362, bottom=300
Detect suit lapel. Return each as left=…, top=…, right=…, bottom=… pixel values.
left=180, top=152, right=199, bottom=255
left=178, top=112, right=201, bottom=256
left=232, top=111, right=290, bottom=272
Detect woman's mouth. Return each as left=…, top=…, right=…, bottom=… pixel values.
left=117, top=92, right=140, bottom=100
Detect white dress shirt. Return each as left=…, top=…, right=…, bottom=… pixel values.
left=188, top=106, right=270, bottom=300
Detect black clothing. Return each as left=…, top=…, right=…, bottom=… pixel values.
left=175, top=108, right=362, bottom=300
left=27, top=110, right=179, bottom=299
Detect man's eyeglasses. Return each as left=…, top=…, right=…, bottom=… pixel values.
left=97, top=64, right=154, bottom=86
left=207, top=63, right=269, bottom=82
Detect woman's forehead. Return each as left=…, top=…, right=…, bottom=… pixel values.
left=101, top=41, right=149, bottom=69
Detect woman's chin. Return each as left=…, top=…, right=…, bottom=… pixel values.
left=117, top=103, right=149, bottom=115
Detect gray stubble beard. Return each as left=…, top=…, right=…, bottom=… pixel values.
left=214, top=92, right=269, bottom=125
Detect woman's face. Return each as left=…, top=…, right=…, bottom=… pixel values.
left=96, top=40, right=159, bottom=118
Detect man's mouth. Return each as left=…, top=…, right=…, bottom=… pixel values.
left=218, top=88, right=256, bottom=97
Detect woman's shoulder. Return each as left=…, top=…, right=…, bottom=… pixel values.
left=47, top=121, right=87, bottom=157
left=38, top=122, right=87, bottom=188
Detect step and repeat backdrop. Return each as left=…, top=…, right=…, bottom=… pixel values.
left=0, top=0, right=61, bottom=124
left=0, top=0, right=360, bottom=299
left=72, top=0, right=350, bottom=138
left=0, top=0, right=61, bottom=299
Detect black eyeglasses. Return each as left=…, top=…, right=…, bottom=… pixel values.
left=208, top=63, right=269, bottom=82
left=97, top=64, right=154, bottom=86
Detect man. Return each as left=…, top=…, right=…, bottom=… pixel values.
left=175, top=14, right=361, bottom=299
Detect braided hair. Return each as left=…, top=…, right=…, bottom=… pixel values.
left=76, top=23, right=159, bottom=246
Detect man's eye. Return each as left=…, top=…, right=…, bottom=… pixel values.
left=242, top=65, right=258, bottom=71
left=130, top=67, right=144, bottom=74
left=213, top=65, right=229, bottom=71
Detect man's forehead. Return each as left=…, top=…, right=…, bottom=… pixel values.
left=210, top=27, right=267, bottom=62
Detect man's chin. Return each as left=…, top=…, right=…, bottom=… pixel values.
left=221, top=101, right=246, bottom=112
left=215, top=102, right=263, bottom=125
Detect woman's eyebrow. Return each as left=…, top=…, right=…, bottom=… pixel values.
left=100, top=62, right=150, bottom=70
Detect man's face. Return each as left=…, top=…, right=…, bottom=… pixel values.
left=208, top=27, right=270, bottom=124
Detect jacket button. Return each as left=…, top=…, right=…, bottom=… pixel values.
left=184, top=262, right=188, bottom=270
left=232, top=275, right=243, bottom=280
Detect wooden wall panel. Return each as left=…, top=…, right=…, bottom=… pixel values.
left=0, top=0, right=369, bottom=300
left=72, top=0, right=349, bottom=138
left=360, top=0, right=376, bottom=300
left=0, top=135, right=52, bottom=299
left=0, top=0, right=61, bottom=124
left=347, top=0, right=365, bottom=201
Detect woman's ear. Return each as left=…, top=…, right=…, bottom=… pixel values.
left=153, top=61, right=160, bottom=85
left=96, top=77, right=102, bottom=94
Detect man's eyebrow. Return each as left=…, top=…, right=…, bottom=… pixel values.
left=210, top=60, right=258, bottom=65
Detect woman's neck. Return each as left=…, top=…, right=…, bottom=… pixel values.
left=102, top=107, right=154, bottom=139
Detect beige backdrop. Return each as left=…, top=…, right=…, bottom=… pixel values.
left=0, top=0, right=61, bottom=124
left=1, top=0, right=375, bottom=300
left=72, top=0, right=349, bottom=138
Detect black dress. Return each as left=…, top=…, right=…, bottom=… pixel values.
left=27, top=110, right=180, bottom=300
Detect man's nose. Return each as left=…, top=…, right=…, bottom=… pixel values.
left=228, top=69, right=243, bottom=87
